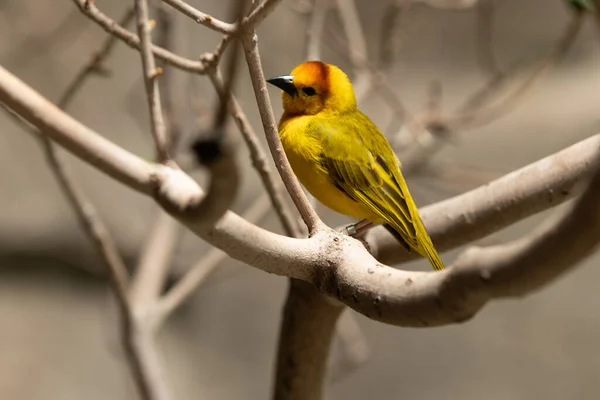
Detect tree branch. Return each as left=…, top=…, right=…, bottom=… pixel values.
left=241, top=32, right=322, bottom=234
left=72, top=0, right=211, bottom=74
left=305, top=0, right=329, bottom=61
left=208, top=69, right=302, bottom=238
left=272, top=280, right=343, bottom=400
left=156, top=192, right=272, bottom=323
left=134, top=0, right=170, bottom=162
left=2, top=64, right=599, bottom=328
left=130, top=211, right=182, bottom=320
left=370, top=133, right=600, bottom=265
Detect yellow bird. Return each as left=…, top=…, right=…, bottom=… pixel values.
left=267, top=61, right=444, bottom=271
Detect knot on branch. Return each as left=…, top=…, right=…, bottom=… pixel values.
left=190, top=128, right=229, bottom=166
left=152, top=165, right=203, bottom=213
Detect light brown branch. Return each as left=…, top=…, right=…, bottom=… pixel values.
left=61, top=8, right=136, bottom=107
left=72, top=0, right=211, bottom=74
left=208, top=69, right=302, bottom=238
left=135, top=0, right=170, bottom=162
left=161, top=0, right=282, bottom=34
left=130, top=211, right=182, bottom=319
left=448, top=10, right=586, bottom=130
left=241, top=32, right=322, bottom=234
left=156, top=192, right=272, bottom=322
left=334, top=0, right=370, bottom=100
left=155, top=5, right=183, bottom=152
left=305, top=0, right=329, bottom=61
left=161, top=0, right=237, bottom=33
left=371, top=133, right=600, bottom=265
left=272, top=280, right=343, bottom=400
left=3, top=64, right=599, bottom=328
left=0, top=64, right=156, bottom=192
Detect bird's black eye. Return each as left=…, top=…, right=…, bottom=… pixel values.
left=302, top=87, right=317, bottom=96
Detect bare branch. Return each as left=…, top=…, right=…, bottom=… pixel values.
left=161, top=0, right=282, bottom=33
left=334, top=0, right=370, bottom=100
left=273, top=280, right=343, bottom=400
left=130, top=211, right=182, bottom=318
left=208, top=69, right=302, bottom=237
left=160, top=0, right=237, bottom=33
left=370, top=134, right=600, bottom=264
left=60, top=8, right=135, bottom=108
left=305, top=0, right=329, bottom=61
left=72, top=0, right=211, bottom=74
left=155, top=6, right=183, bottom=152
left=135, top=0, right=170, bottom=162
left=449, top=10, right=587, bottom=130
left=241, top=32, right=323, bottom=234
left=156, top=192, right=272, bottom=322
left=3, top=64, right=600, bottom=328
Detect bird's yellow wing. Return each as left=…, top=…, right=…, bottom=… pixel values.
left=309, top=112, right=444, bottom=271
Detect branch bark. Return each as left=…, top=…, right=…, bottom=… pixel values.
left=272, top=280, right=343, bottom=400
left=208, top=69, right=301, bottom=238
left=72, top=0, right=212, bottom=74
left=134, top=0, right=170, bottom=162
left=241, top=32, right=322, bottom=234
left=2, top=63, right=599, bottom=328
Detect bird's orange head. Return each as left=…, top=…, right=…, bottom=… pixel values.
left=267, top=61, right=356, bottom=116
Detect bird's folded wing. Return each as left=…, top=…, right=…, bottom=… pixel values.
left=316, top=125, right=418, bottom=248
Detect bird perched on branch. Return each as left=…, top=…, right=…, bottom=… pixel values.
left=267, top=61, right=444, bottom=271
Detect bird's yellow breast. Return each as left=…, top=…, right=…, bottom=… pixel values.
left=279, top=115, right=379, bottom=221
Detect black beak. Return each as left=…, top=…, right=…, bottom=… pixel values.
left=266, top=75, right=297, bottom=96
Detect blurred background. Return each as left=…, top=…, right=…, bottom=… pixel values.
left=1, top=0, right=600, bottom=399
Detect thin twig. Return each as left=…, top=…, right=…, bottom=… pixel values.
left=476, top=0, right=501, bottom=77
left=448, top=10, right=587, bottom=130
left=155, top=5, right=183, bottom=152
left=60, top=8, right=135, bottom=108
left=72, top=0, right=211, bottom=74
left=208, top=70, right=302, bottom=238
left=305, top=0, right=329, bottom=61
left=161, top=0, right=237, bottom=33
left=135, top=0, right=170, bottom=162
left=335, top=0, right=370, bottom=100
left=241, top=32, right=322, bottom=234
left=129, top=211, right=182, bottom=323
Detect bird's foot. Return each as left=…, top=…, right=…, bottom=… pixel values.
left=344, top=219, right=374, bottom=253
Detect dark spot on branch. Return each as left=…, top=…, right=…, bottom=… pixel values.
left=191, top=133, right=224, bottom=166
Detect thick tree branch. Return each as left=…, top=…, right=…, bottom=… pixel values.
left=369, top=133, right=600, bottom=265
left=156, top=192, right=272, bottom=323
left=0, top=65, right=156, bottom=192
left=241, top=32, right=322, bottom=234
left=273, top=280, right=343, bottom=400
left=2, top=64, right=599, bottom=328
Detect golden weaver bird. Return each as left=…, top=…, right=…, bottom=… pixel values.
left=267, top=61, right=444, bottom=271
